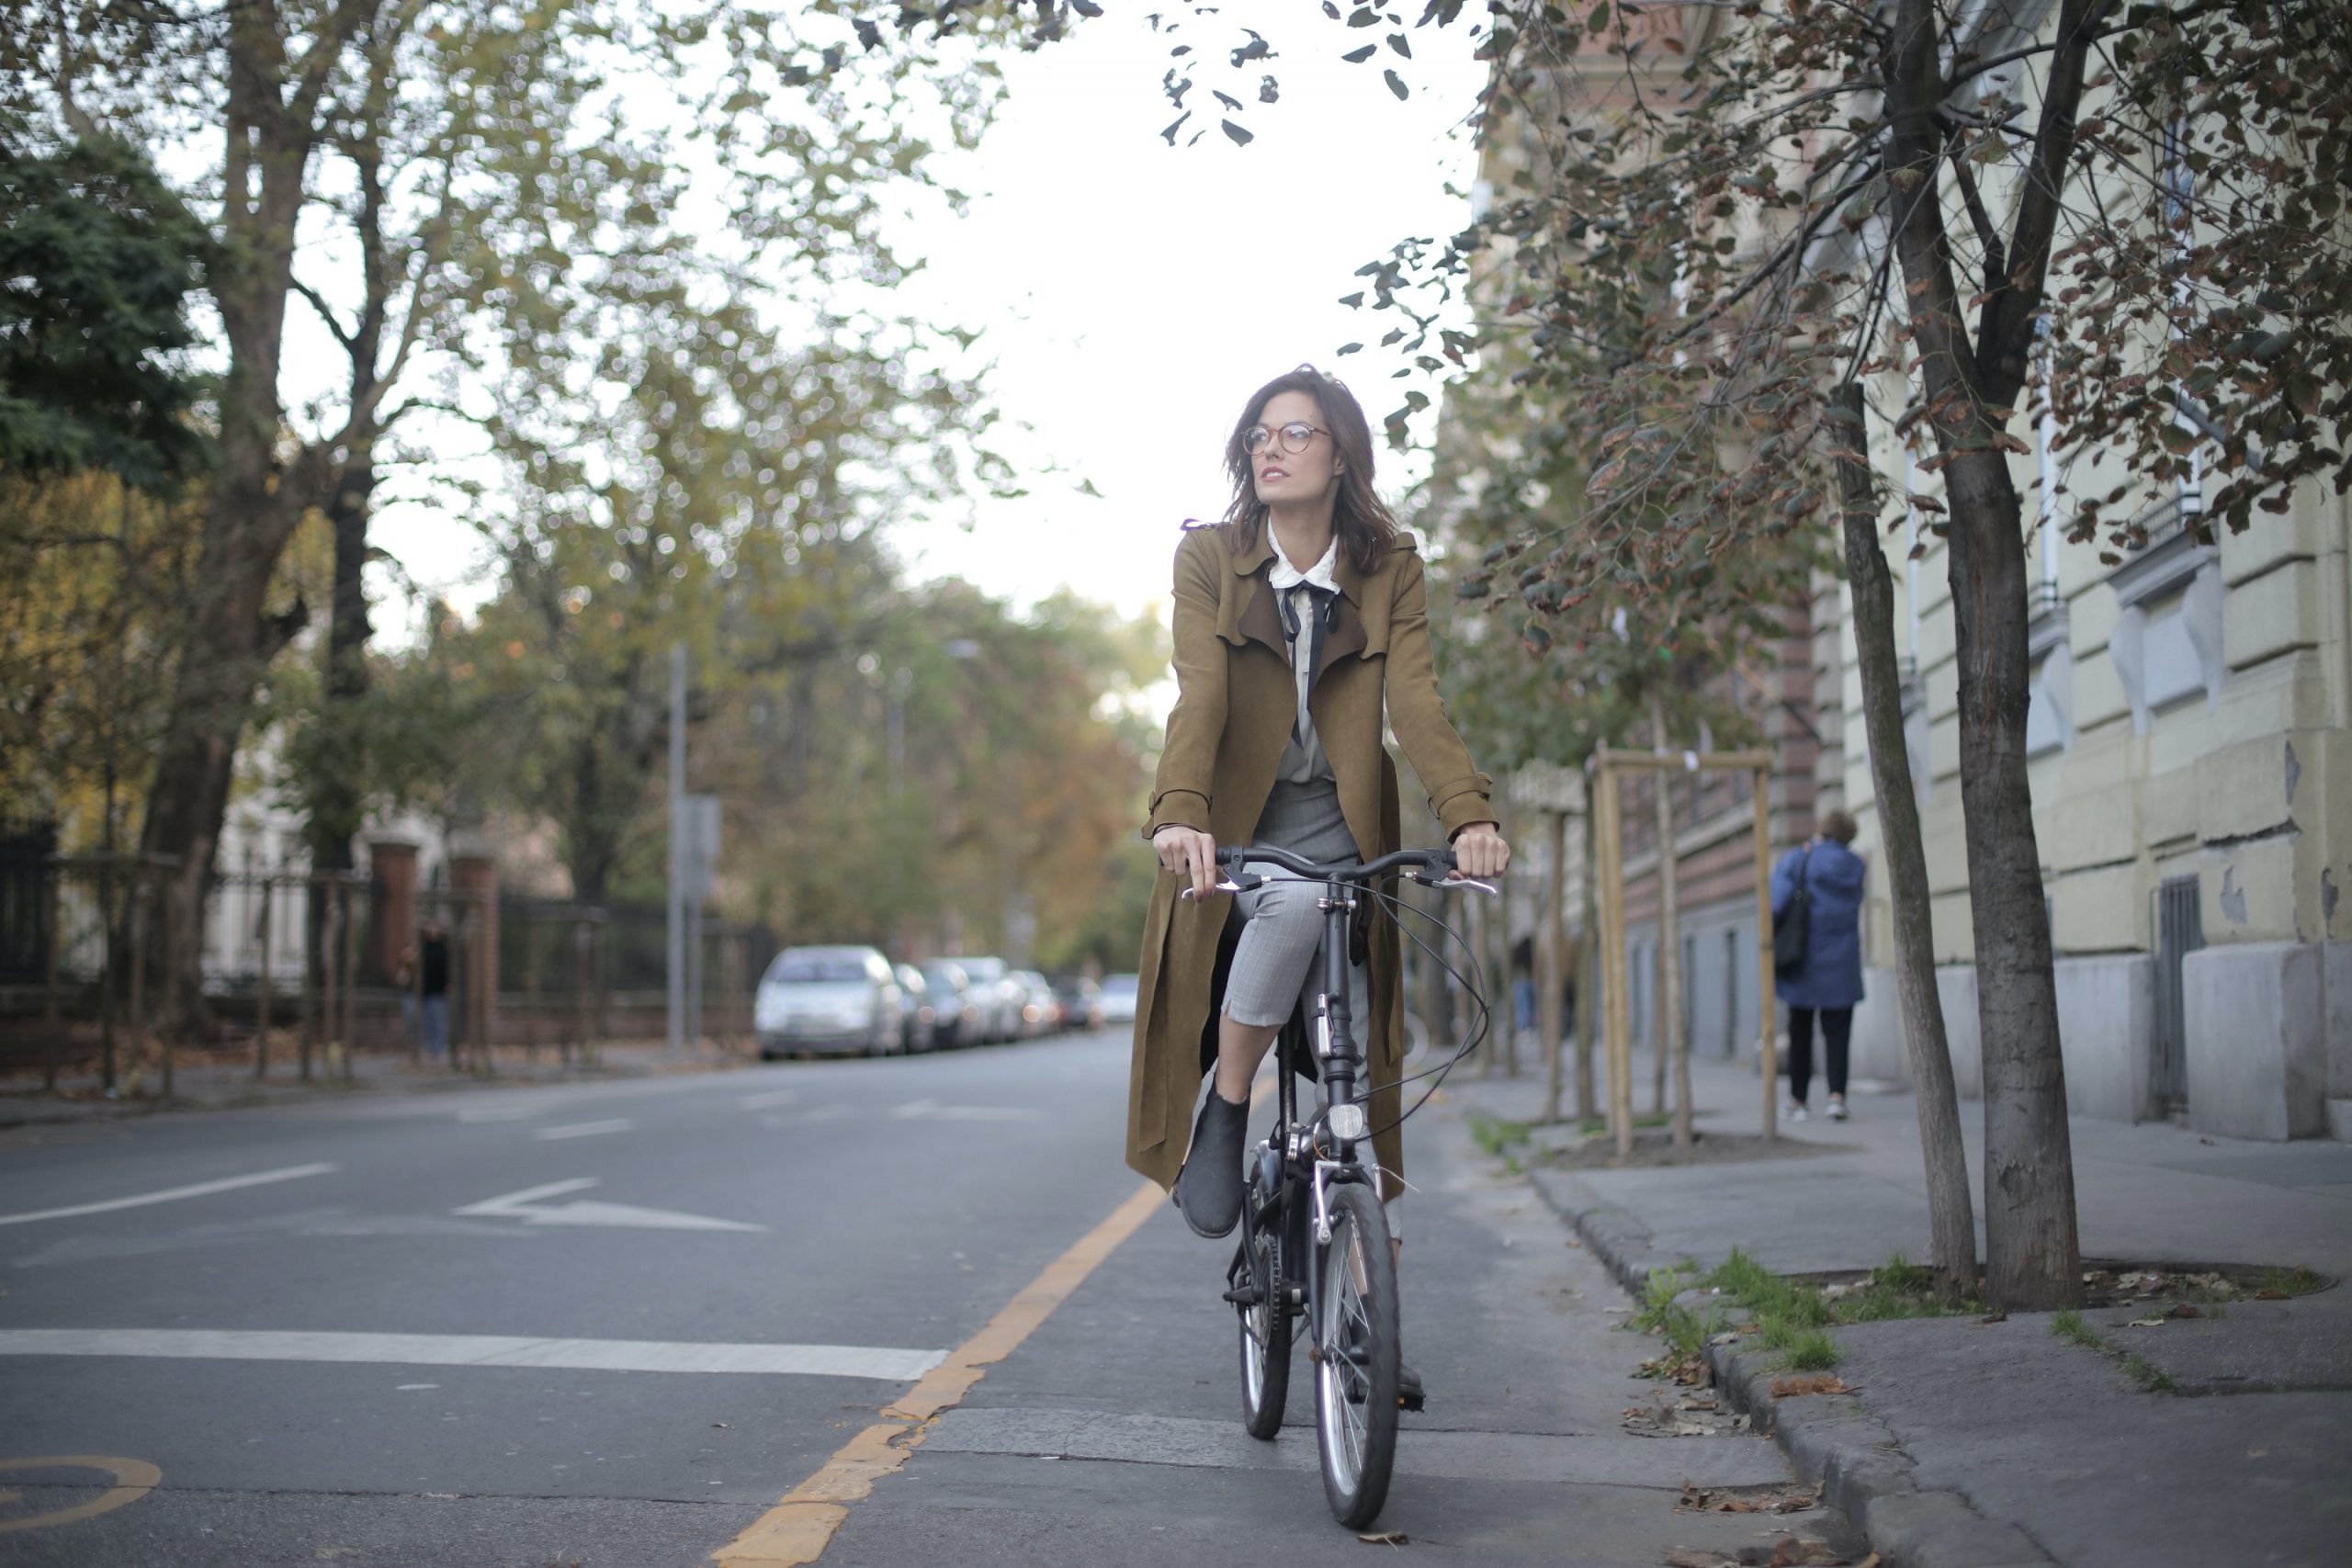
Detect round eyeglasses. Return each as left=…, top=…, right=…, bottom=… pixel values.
left=1241, top=422, right=1329, bottom=457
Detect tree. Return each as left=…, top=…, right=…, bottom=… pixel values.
left=0, top=135, right=208, bottom=491
left=2, top=0, right=1012, bottom=1030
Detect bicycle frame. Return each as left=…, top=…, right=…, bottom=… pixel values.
left=1218, top=844, right=1486, bottom=1370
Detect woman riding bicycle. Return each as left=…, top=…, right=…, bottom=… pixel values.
left=1125, top=366, right=1510, bottom=1403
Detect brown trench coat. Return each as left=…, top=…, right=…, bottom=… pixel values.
left=1125, top=518, right=1495, bottom=1200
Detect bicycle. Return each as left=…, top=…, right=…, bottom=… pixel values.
left=1191, top=840, right=1494, bottom=1529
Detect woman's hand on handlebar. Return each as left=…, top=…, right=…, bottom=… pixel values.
left=1152, top=824, right=1223, bottom=900
left=1452, top=821, right=1510, bottom=881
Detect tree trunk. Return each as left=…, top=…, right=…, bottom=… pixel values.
left=1541, top=807, right=1566, bottom=1123
left=306, top=459, right=376, bottom=996
left=1829, top=381, right=1978, bottom=1296
left=138, top=479, right=309, bottom=1037
left=1652, top=695, right=1690, bottom=1147
left=1884, top=0, right=2081, bottom=1310
left=1577, top=797, right=1598, bottom=1121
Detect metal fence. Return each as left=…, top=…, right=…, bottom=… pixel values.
left=1, top=851, right=780, bottom=1092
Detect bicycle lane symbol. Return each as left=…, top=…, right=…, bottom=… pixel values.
left=0, top=1456, right=163, bottom=1536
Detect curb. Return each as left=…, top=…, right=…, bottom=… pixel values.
left=0, top=1054, right=754, bottom=1132
left=1523, top=1167, right=2058, bottom=1568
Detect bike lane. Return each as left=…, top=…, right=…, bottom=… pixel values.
left=808, top=1093, right=1862, bottom=1568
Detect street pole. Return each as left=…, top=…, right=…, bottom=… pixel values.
left=667, top=640, right=686, bottom=1055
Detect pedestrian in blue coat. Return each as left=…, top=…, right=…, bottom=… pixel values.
left=1770, top=809, right=1866, bottom=1122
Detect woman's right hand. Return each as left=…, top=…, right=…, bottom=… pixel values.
left=1152, top=824, right=1223, bottom=901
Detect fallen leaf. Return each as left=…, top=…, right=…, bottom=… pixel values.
left=2254, top=1288, right=2290, bottom=1301
left=1357, top=1529, right=1409, bottom=1545
left=1770, top=1373, right=1855, bottom=1397
left=1978, top=1312, right=2007, bottom=1325
left=2166, top=1303, right=2202, bottom=1319
left=1769, top=1536, right=1849, bottom=1566
left=1717, top=1496, right=1759, bottom=1513
left=2126, top=1316, right=2166, bottom=1328
left=1663, top=1550, right=1738, bottom=1568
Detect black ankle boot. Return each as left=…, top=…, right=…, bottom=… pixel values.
left=1174, top=1089, right=1249, bottom=1238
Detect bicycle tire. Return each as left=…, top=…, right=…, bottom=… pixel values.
left=1314, top=1181, right=1398, bottom=1529
left=1236, top=1169, right=1290, bottom=1438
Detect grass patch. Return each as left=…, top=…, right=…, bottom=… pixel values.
left=1464, top=1111, right=1532, bottom=1156
left=1575, top=1112, right=1671, bottom=1134
left=2051, top=1308, right=2102, bottom=1348
left=2256, top=1265, right=2325, bottom=1298
left=1631, top=1263, right=1724, bottom=1374
left=2121, top=1352, right=2177, bottom=1393
left=1700, top=1248, right=1981, bottom=1371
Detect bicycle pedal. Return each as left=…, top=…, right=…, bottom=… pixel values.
left=1221, top=1285, right=1262, bottom=1306
left=1398, top=1389, right=1426, bottom=1413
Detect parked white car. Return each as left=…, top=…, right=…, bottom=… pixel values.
left=754, top=946, right=906, bottom=1057
left=949, top=955, right=1019, bottom=1043
left=1098, top=972, right=1140, bottom=1025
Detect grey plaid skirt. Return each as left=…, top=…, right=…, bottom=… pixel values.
left=1223, top=778, right=1371, bottom=1032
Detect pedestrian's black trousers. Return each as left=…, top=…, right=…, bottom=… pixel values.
left=1786, top=1005, right=1851, bottom=1103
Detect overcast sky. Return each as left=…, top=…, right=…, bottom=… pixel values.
left=379, top=8, right=1488, bottom=629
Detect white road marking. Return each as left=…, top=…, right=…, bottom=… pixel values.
left=0, top=1164, right=340, bottom=1228
left=450, top=1179, right=763, bottom=1233
left=534, top=1118, right=634, bottom=1141
left=736, top=1089, right=800, bottom=1110
left=889, top=1098, right=1046, bottom=1123
left=456, top=1102, right=562, bottom=1122
left=0, top=1329, right=945, bottom=1381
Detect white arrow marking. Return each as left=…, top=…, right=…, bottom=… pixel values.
left=0, top=1164, right=340, bottom=1228
left=451, top=1179, right=763, bottom=1233
left=535, top=1118, right=634, bottom=1141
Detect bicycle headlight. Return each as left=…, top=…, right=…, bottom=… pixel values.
left=1326, top=1103, right=1368, bottom=1143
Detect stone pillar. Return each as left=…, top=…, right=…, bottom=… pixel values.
left=368, top=840, right=420, bottom=984
left=450, top=850, right=499, bottom=1049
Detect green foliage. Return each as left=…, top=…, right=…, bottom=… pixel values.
left=1781, top=1330, right=1840, bottom=1372
left=0, top=136, right=208, bottom=491
left=2052, top=1308, right=2100, bottom=1348
left=2255, top=1266, right=2325, bottom=1298
left=1465, top=1111, right=1532, bottom=1156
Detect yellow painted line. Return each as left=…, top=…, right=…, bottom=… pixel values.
left=0, top=1456, right=162, bottom=1534
left=714, top=1077, right=1272, bottom=1568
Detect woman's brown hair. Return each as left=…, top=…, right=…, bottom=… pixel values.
left=1820, top=809, right=1859, bottom=845
left=1217, top=365, right=1400, bottom=576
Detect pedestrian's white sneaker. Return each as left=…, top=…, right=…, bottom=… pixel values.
left=1826, top=1099, right=1849, bottom=1122
left=1783, top=1100, right=1810, bottom=1122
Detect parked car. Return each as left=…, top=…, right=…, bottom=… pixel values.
left=754, top=946, right=905, bottom=1057
left=1011, top=969, right=1057, bottom=1037
left=894, top=964, right=936, bottom=1054
left=952, top=955, right=1018, bottom=1043
left=918, top=959, right=978, bottom=1049
left=1098, top=972, right=1140, bottom=1025
left=1049, top=974, right=1104, bottom=1032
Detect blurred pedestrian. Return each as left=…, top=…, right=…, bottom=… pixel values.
left=1770, top=809, right=1865, bottom=1122
left=415, top=922, right=451, bottom=1064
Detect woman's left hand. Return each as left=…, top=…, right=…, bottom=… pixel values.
left=1452, top=822, right=1510, bottom=880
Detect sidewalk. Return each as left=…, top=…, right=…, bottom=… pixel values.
left=1445, top=1047, right=2352, bottom=1568
left=0, top=1037, right=758, bottom=1132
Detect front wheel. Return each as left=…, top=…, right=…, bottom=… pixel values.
left=1314, top=1181, right=1397, bottom=1530
left=1235, top=1170, right=1290, bottom=1438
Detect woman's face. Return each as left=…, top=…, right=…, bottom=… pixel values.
left=1247, top=389, right=1341, bottom=507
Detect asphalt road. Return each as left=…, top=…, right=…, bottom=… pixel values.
left=0, top=1032, right=1846, bottom=1566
